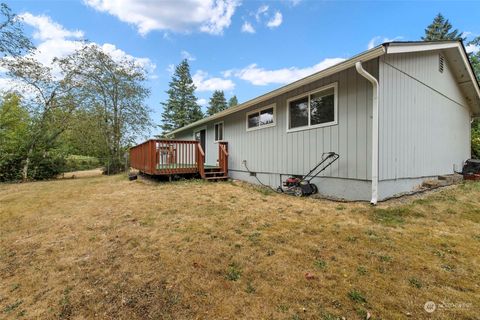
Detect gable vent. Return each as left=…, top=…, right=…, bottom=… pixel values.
left=439, top=54, right=445, bottom=73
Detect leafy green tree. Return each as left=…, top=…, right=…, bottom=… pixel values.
left=0, top=93, right=30, bottom=181
left=207, top=90, right=228, bottom=116
left=59, top=44, right=152, bottom=174
left=161, top=59, right=202, bottom=134
left=59, top=108, right=107, bottom=158
left=467, top=37, right=480, bottom=159
left=228, top=95, right=238, bottom=108
left=0, top=3, right=33, bottom=57
left=1, top=55, right=85, bottom=180
left=422, top=13, right=464, bottom=41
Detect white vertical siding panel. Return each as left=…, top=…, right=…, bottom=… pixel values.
left=346, top=68, right=356, bottom=178
left=380, top=51, right=470, bottom=180
left=356, top=61, right=367, bottom=180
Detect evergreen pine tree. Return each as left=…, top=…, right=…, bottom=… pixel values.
left=468, top=36, right=480, bottom=81
left=422, top=13, right=464, bottom=41
left=228, top=95, right=238, bottom=108
left=206, top=90, right=228, bottom=116
left=161, top=59, right=203, bottom=134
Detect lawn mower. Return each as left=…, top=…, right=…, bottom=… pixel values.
left=277, top=152, right=340, bottom=197
left=462, top=159, right=480, bottom=181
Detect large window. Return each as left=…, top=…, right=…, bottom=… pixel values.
left=246, top=104, right=276, bottom=131
left=287, top=83, right=337, bottom=132
left=214, top=122, right=224, bottom=141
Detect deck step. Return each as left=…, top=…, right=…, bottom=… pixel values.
left=204, top=171, right=225, bottom=175
left=204, top=176, right=229, bottom=180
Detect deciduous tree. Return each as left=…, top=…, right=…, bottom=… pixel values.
left=60, top=44, right=152, bottom=174
left=0, top=3, right=33, bottom=57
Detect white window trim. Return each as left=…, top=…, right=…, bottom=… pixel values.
left=245, top=103, right=276, bottom=132
left=286, top=82, right=338, bottom=133
left=213, top=121, right=224, bottom=143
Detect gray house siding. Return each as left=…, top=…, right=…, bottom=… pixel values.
left=378, top=51, right=471, bottom=185
left=177, top=60, right=378, bottom=200
left=170, top=44, right=476, bottom=201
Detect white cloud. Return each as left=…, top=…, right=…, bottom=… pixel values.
left=192, top=70, right=235, bottom=91
left=197, top=98, right=208, bottom=106
left=225, top=58, right=346, bottom=86
left=241, top=21, right=255, bottom=34
left=288, top=0, right=302, bottom=6
left=367, top=36, right=403, bottom=49
left=100, top=43, right=156, bottom=72
left=466, top=43, right=479, bottom=54
left=255, top=5, right=269, bottom=21
left=166, top=64, right=175, bottom=74
left=181, top=50, right=196, bottom=61
left=1, top=12, right=156, bottom=92
left=23, top=13, right=155, bottom=71
left=19, top=13, right=84, bottom=41
left=266, top=11, right=282, bottom=28
left=84, top=0, right=239, bottom=36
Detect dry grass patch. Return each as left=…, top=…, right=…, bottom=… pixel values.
left=0, top=176, right=479, bottom=319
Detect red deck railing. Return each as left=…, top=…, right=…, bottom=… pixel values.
left=130, top=139, right=201, bottom=175
left=130, top=139, right=228, bottom=178
left=218, top=142, right=228, bottom=175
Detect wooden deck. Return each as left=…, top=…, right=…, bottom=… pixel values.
left=129, top=139, right=228, bottom=180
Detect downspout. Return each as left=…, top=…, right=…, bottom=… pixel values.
left=355, top=61, right=379, bottom=205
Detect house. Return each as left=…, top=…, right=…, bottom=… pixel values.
left=130, top=41, right=480, bottom=204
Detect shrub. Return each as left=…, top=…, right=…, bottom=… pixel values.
left=472, top=120, right=480, bottom=158
left=28, top=152, right=66, bottom=180
left=0, top=153, right=24, bottom=182
left=63, top=155, right=100, bottom=172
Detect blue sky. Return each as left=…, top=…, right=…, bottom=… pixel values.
left=5, top=0, right=480, bottom=128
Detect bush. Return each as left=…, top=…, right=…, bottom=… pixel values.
left=472, top=120, right=480, bottom=159
left=28, top=152, right=66, bottom=180
left=63, top=155, right=100, bottom=172
left=102, top=156, right=126, bottom=175
left=0, top=153, right=24, bottom=182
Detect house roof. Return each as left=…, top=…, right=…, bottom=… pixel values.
left=167, top=40, right=480, bottom=136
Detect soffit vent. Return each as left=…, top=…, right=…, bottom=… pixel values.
left=439, top=54, right=445, bottom=73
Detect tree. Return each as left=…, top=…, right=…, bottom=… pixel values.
left=206, top=90, right=228, bottom=116
left=1, top=55, right=86, bottom=180
left=228, top=95, right=238, bottom=108
left=468, top=36, right=480, bottom=81
left=422, top=13, right=464, bottom=41
left=59, top=44, right=152, bottom=174
left=161, top=59, right=202, bottom=134
left=0, top=3, right=33, bottom=57
left=0, top=93, right=30, bottom=181
left=59, top=108, right=107, bottom=158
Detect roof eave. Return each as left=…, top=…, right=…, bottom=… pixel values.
left=166, top=45, right=386, bottom=136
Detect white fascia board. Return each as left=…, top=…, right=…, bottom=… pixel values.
left=385, top=41, right=459, bottom=54
left=167, top=45, right=386, bottom=137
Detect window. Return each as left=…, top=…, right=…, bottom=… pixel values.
left=214, top=122, right=223, bottom=141
left=287, top=83, right=337, bottom=132
left=246, top=104, right=276, bottom=131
